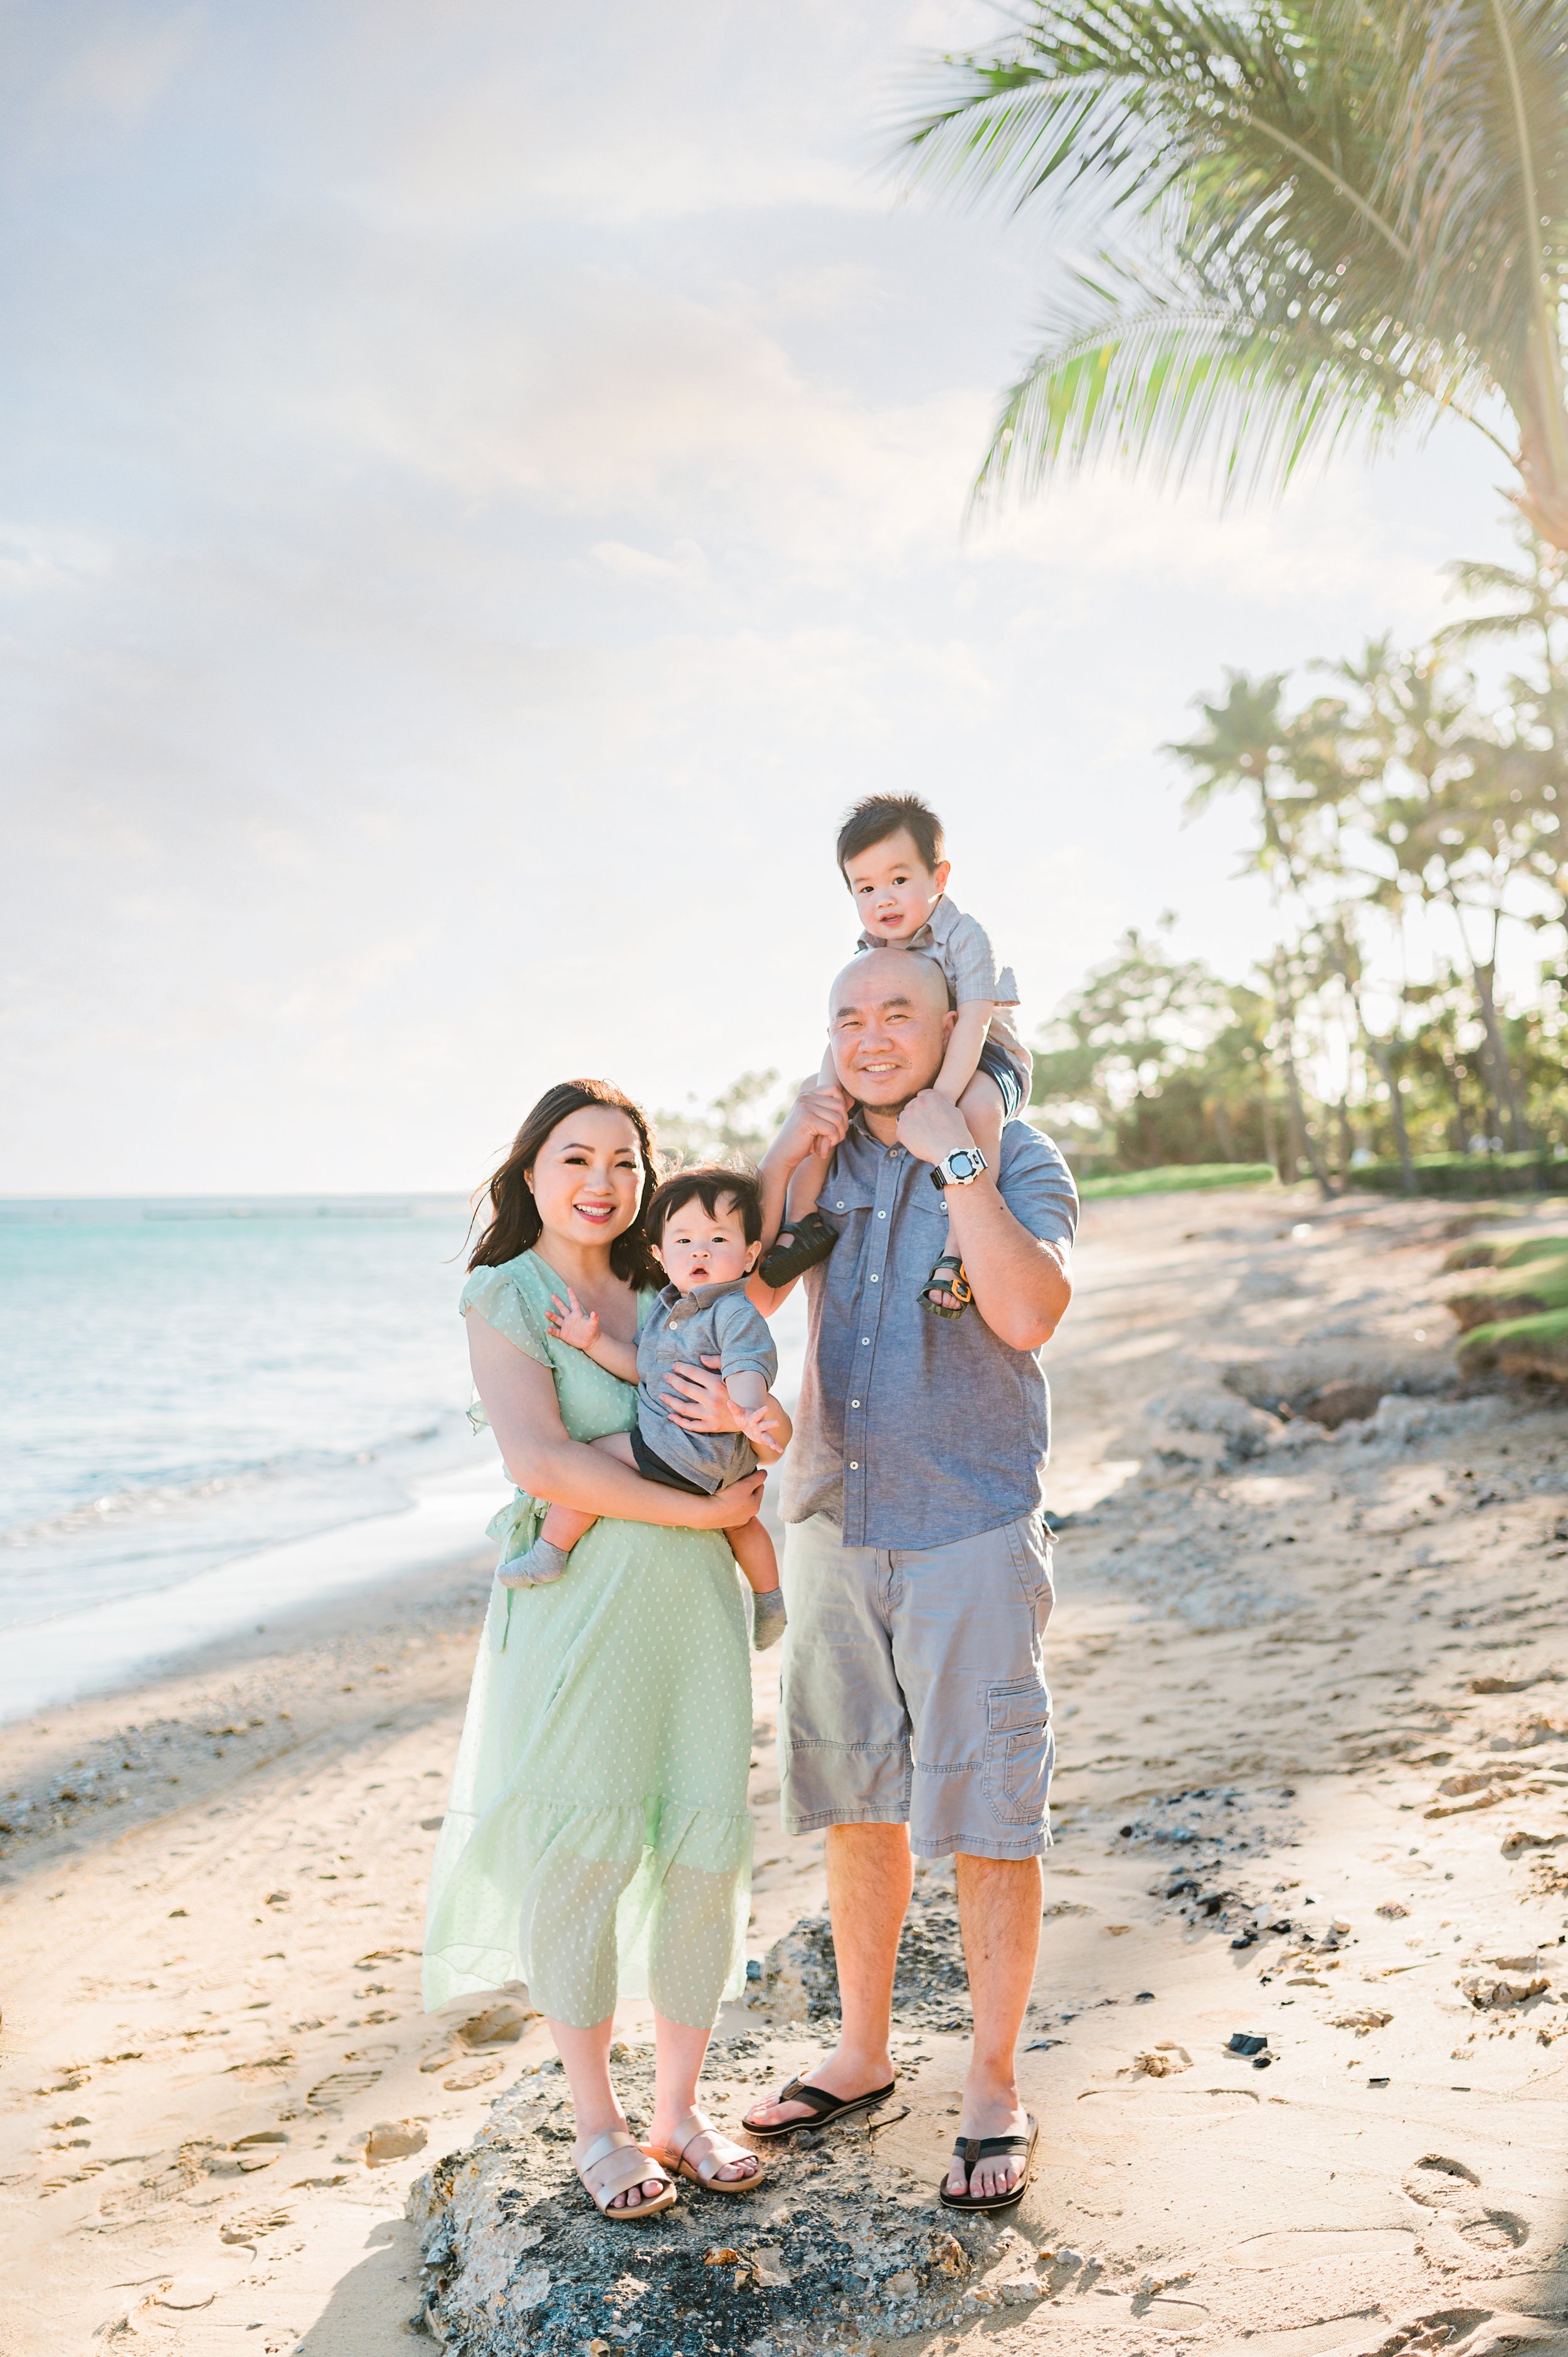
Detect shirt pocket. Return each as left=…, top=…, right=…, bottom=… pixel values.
left=981, top=1674, right=1054, bottom=1826
left=818, top=1174, right=876, bottom=1222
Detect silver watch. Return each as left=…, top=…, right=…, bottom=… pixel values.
left=930, top=1145, right=988, bottom=1191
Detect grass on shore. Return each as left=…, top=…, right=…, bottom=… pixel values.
left=1078, top=1162, right=1278, bottom=1200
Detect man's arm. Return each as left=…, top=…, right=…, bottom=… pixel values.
left=895, top=1091, right=1073, bottom=1353
left=748, top=1078, right=852, bottom=1309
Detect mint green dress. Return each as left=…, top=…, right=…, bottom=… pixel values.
left=422, top=1249, right=753, bottom=2030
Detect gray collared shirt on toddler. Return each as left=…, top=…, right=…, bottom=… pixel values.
left=637, top=1275, right=779, bottom=1495
left=856, top=892, right=1032, bottom=1103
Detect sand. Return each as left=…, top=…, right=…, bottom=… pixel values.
left=4, top=1185, right=1568, bottom=2355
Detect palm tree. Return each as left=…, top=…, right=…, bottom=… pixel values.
left=1340, top=642, right=1539, bottom=1143
left=900, top=3, right=1568, bottom=546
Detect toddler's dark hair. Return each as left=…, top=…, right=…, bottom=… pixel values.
left=646, top=1165, right=764, bottom=1247
left=836, top=793, right=945, bottom=877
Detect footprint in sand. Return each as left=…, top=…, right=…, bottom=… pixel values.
left=1402, top=2153, right=1531, bottom=2250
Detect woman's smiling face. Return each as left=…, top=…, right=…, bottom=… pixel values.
left=525, top=1104, right=644, bottom=1251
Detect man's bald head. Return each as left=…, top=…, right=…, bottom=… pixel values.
left=825, top=947, right=955, bottom=1113
left=829, top=946, right=951, bottom=1020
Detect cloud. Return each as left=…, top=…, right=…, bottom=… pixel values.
left=0, top=0, right=1517, bottom=1194
left=590, top=538, right=709, bottom=585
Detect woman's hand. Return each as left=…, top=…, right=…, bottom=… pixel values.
left=689, top=1470, right=768, bottom=1528
left=661, top=1356, right=742, bottom=1433
left=546, top=1288, right=600, bottom=1352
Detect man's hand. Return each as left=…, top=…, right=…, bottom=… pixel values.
left=775, top=1079, right=852, bottom=1175
left=896, top=1089, right=977, bottom=1168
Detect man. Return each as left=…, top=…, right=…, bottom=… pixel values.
left=743, top=948, right=1076, bottom=2206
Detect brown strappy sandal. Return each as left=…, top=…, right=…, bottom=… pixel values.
left=742, top=2074, right=897, bottom=2141
left=654, top=2109, right=764, bottom=2195
left=575, top=2127, right=677, bottom=2220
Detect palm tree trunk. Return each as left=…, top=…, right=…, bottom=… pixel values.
left=1319, top=937, right=1413, bottom=1191
left=1471, top=958, right=1530, bottom=1149
left=1273, top=956, right=1335, bottom=1197
left=1212, top=1097, right=1234, bottom=1160
left=1364, top=1031, right=1414, bottom=1191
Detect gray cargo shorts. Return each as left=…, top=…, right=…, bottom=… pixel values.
left=778, top=1510, right=1055, bottom=1860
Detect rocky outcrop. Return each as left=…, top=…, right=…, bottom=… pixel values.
left=406, top=2060, right=1032, bottom=2353
left=406, top=1894, right=1039, bottom=2354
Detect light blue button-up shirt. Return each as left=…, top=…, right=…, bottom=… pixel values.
left=780, top=1115, right=1078, bottom=1549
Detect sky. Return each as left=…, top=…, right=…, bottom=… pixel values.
left=1, top=0, right=1518, bottom=1197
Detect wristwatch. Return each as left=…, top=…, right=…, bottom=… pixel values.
left=930, top=1145, right=988, bottom=1191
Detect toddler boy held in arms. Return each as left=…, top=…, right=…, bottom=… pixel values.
left=502, top=1167, right=790, bottom=1648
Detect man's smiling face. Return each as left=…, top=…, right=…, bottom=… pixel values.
left=827, top=948, right=955, bottom=1111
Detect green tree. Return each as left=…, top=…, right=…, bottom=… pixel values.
left=1165, top=670, right=1359, bottom=1192
left=1032, top=921, right=1276, bottom=1167
left=901, top=3, right=1568, bottom=546
left=652, top=1069, right=790, bottom=1168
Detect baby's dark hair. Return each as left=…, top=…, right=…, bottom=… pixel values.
left=646, top=1165, right=764, bottom=1247
left=836, top=793, right=945, bottom=877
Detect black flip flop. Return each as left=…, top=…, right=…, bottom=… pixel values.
left=758, top=1211, right=838, bottom=1289
left=742, top=2075, right=897, bottom=2142
left=919, top=1252, right=972, bottom=1320
left=937, top=2113, right=1039, bottom=2213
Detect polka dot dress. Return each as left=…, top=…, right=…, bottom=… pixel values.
left=422, top=1252, right=753, bottom=2030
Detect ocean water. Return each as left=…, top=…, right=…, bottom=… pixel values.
left=0, top=1197, right=808, bottom=1724
left=0, top=1196, right=490, bottom=1712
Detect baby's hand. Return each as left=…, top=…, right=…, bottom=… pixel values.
left=735, top=1397, right=785, bottom=1456
left=546, top=1289, right=601, bottom=1352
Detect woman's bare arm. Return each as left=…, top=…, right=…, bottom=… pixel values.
left=468, top=1313, right=764, bottom=1529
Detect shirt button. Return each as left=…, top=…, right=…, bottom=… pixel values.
left=861, top=1337, right=870, bottom=1345
left=849, top=1461, right=859, bottom=1470
left=851, top=1399, right=861, bottom=1407
left=869, top=1273, right=879, bottom=1282
left=877, top=1210, right=886, bottom=1218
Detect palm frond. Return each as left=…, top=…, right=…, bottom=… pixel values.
left=897, top=1, right=1568, bottom=534
left=973, top=251, right=1462, bottom=507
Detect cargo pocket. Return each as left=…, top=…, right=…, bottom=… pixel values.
left=981, top=1675, right=1053, bottom=1828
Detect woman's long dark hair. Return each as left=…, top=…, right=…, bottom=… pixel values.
left=467, top=1079, right=664, bottom=1290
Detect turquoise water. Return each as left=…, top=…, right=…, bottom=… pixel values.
left=0, top=1197, right=477, bottom=1636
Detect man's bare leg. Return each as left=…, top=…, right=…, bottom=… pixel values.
left=743, top=1822, right=911, bottom=2129
left=946, top=1853, right=1042, bottom=2200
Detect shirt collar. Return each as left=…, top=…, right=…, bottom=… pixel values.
left=856, top=891, right=960, bottom=956
left=660, top=1274, right=751, bottom=1317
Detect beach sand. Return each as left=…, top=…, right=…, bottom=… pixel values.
left=4, top=1186, right=1568, bottom=2354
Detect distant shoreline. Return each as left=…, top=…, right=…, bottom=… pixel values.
left=0, top=1192, right=471, bottom=1221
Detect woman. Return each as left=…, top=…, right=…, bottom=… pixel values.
left=423, top=1079, right=768, bottom=2218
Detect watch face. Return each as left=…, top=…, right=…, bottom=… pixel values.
left=949, top=1150, right=978, bottom=1180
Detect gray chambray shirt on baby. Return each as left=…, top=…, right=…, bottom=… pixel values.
left=637, top=1275, right=779, bottom=1495
left=855, top=892, right=1032, bottom=1103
